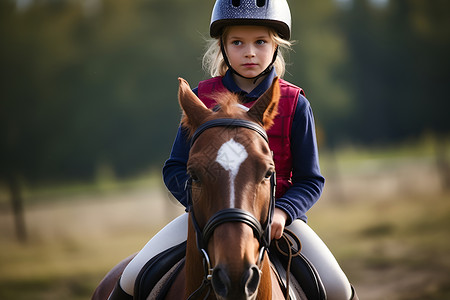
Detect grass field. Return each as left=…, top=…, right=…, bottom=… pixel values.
left=0, top=144, right=449, bottom=299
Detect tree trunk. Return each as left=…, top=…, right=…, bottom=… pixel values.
left=435, top=135, right=450, bottom=191
left=7, top=172, right=27, bottom=243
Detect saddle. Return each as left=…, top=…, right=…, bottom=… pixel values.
left=269, top=229, right=326, bottom=300
left=134, top=234, right=326, bottom=300
left=134, top=241, right=187, bottom=300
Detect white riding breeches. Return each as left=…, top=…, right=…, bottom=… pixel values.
left=287, top=219, right=352, bottom=300
left=120, top=213, right=189, bottom=295
left=120, top=213, right=352, bottom=300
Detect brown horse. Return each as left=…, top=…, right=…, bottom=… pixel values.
left=93, top=77, right=307, bottom=300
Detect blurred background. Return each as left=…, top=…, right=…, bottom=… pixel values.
left=1, top=0, right=449, bottom=299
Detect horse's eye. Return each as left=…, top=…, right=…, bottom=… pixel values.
left=190, top=172, right=200, bottom=183
left=264, top=170, right=273, bottom=180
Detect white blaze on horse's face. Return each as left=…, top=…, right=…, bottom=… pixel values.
left=215, top=138, right=248, bottom=208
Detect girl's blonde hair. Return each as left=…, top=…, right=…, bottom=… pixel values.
left=202, top=27, right=292, bottom=78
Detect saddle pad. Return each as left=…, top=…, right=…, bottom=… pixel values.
left=270, top=261, right=306, bottom=300
left=148, top=258, right=185, bottom=300
left=134, top=241, right=187, bottom=300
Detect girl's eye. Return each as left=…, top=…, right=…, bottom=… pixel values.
left=256, top=40, right=266, bottom=45
left=231, top=40, right=242, bottom=46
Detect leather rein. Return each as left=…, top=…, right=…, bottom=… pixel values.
left=185, top=118, right=276, bottom=299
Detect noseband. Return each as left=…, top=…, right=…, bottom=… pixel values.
left=186, top=118, right=276, bottom=296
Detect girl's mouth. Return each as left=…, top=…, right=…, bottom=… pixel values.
left=242, top=63, right=258, bottom=67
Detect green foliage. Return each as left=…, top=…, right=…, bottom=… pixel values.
left=1, top=0, right=448, bottom=183
left=0, top=0, right=211, bottom=182
left=339, top=0, right=450, bottom=144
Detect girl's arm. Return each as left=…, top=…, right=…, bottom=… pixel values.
left=275, top=94, right=325, bottom=224
left=162, top=87, right=200, bottom=207
left=162, top=126, right=191, bottom=207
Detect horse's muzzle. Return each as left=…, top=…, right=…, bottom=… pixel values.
left=211, top=264, right=261, bottom=300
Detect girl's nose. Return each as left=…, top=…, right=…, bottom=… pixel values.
left=244, top=45, right=256, bottom=58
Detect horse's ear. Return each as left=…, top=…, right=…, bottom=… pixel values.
left=178, top=78, right=212, bottom=131
left=247, top=77, right=280, bottom=130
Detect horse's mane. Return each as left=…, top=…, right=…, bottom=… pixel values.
left=181, top=92, right=244, bottom=138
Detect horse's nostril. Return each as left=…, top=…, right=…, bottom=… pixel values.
left=242, top=264, right=261, bottom=296
left=211, top=266, right=230, bottom=298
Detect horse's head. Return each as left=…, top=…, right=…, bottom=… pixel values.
left=178, top=77, right=280, bottom=300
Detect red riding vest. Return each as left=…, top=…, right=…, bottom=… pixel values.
left=197, top=76, right=305, bottom=198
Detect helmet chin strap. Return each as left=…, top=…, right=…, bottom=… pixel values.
left=220, top=38, right=278, bottom=84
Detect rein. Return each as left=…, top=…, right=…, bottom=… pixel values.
left=186, top=118, right=276, bottom=299
left=273, top=228, right=302, bottom=300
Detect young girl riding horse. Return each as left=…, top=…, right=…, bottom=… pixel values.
left=108, top=1, right=358, bottom=299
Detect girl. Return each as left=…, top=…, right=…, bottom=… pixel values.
left=109, top=1, right=358, bottom=299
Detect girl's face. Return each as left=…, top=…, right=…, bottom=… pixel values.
left=224, top=26, right=276, bottom=79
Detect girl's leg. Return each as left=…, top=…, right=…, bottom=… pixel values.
left=287, top=219, right=354, bottom=300
left=119, top=213, right=189, bottom=295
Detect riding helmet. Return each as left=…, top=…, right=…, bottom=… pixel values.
left=210, top=0, right=292, bottom=40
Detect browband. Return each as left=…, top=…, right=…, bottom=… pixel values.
left=191, top=118, right=268, bottom=146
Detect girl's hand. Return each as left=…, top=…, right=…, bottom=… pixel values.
left=271, top=208, right=288, bottom=240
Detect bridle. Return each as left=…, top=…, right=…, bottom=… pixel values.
left=185, top=118, right=276, bottom=299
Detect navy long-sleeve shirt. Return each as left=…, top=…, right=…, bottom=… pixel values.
left=162, top=69, right=324, bottom=223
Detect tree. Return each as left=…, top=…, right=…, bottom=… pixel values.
left=339, top=0, right=450, bottom=143
left=0, top=0, right=211, bottom=242
left=338, top=0, right=450, bottom=187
